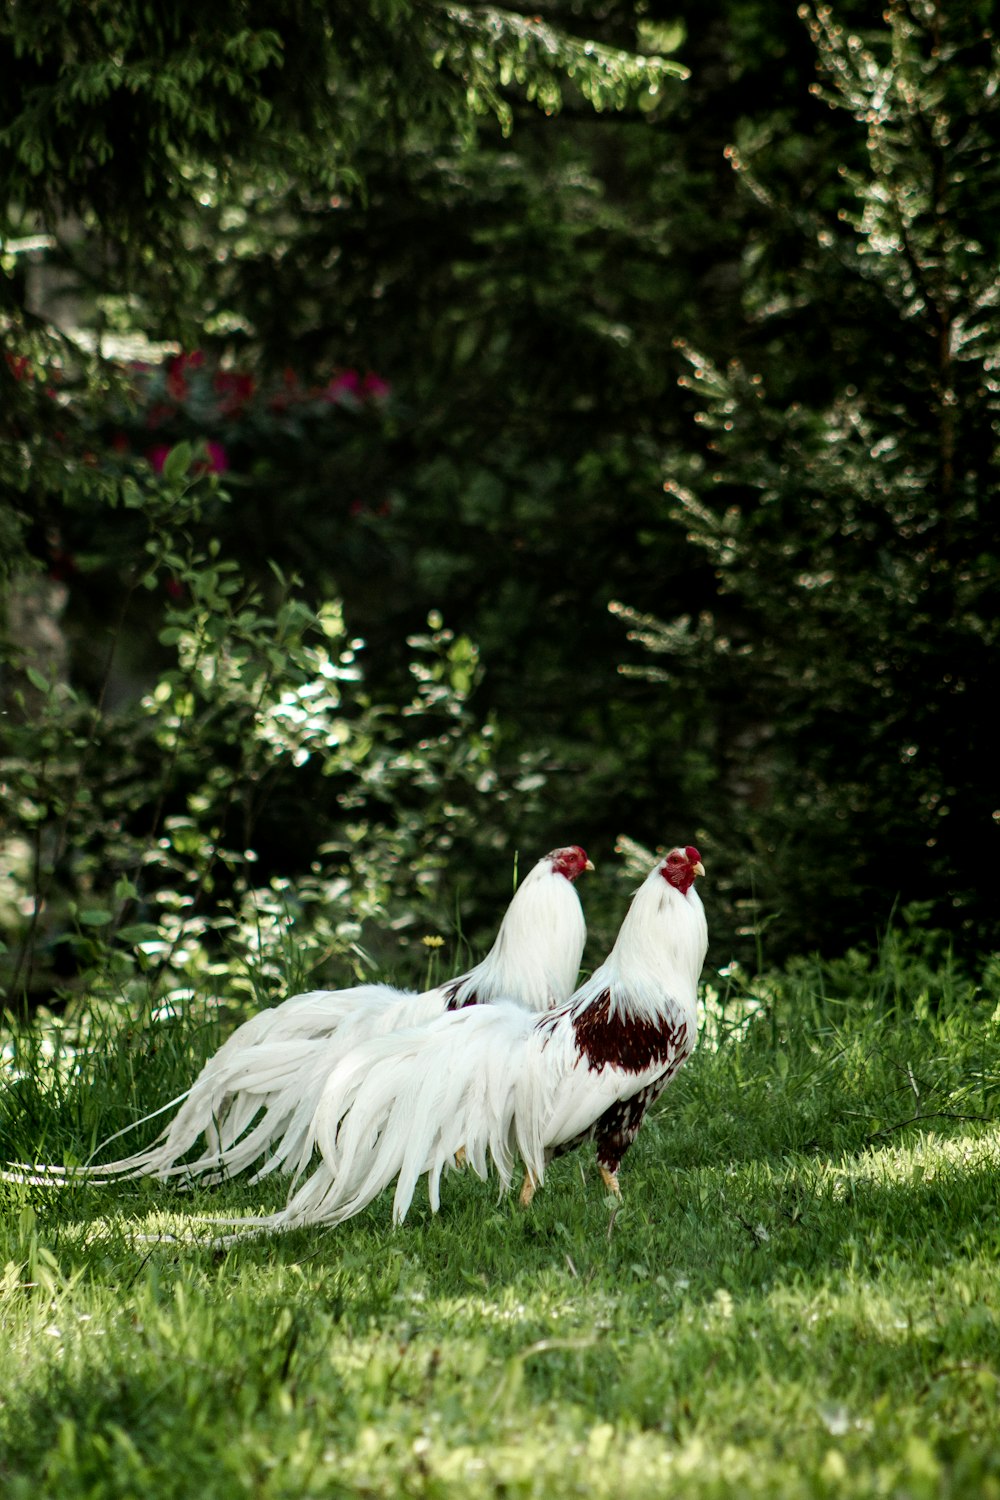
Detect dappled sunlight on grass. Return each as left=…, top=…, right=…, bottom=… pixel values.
left=2, top=952, right=999, bottom=1496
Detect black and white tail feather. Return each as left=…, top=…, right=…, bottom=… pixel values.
left=6, top=847, right=591, bottom=1190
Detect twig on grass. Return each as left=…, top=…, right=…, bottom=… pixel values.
left=864, top=1109, right=994, bottom=1142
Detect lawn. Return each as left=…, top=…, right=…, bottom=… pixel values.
left=2, top=937, right=999, bottom=1498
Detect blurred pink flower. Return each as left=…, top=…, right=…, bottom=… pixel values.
left=214, top=370, right=255, bottom=416
left=166, top=350, right=204, bottom=401
left=325, top=369, right=362, bottom=402
left=362, top=372, right=391, bottom=401
left=201, top=440, right=229, bottom=473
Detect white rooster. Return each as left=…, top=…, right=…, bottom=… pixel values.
left=14, top=845, right=592, bottom=1187
left=212, top=844, right=706, bottom=1235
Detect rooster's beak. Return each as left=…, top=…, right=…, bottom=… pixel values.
left=693, top=861, right=706, bottom=878
left=584, top=859, right=595, bottom=872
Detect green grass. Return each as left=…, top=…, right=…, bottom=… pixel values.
left=2, top=943, right=999, bottom=1498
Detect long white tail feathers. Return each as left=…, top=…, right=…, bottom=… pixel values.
left=235, top=1003, right=543, bottom=1233
left=9, top=848, right=595, bottom=1226
left=9, top=998, right=556, bottom=1238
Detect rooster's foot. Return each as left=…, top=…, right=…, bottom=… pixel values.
left=519, top=1170, right=536, bottom=1208
left=599, top=1166, right=621, bottom=1198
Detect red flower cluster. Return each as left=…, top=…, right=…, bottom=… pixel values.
left=165, top=350, right=205, bottom=402
left=6, top=352, right=33, bottom=382
left=214, top=370, right=256, bottom=417
left=322, top=370, right=391, bottom=403
left=116, top=350, right=392, bottom=486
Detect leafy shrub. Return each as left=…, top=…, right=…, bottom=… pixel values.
left=1, top=399, right=506, bottom=1014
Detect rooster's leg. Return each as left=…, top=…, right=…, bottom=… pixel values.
left=599, top=1165, right=621, bottom=1198
left=519, top=1170, right=536, bottom=1207
left=454, top=1147, right=467, bottom=1169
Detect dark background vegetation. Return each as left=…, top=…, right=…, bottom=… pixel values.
left=2, top=0, right=998, bottom=1010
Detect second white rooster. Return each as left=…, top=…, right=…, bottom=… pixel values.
left=14, top=845, right=592, bottom=1187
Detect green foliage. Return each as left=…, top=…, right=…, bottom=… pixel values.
left=620, top=2, right=1000, bottom=955
left=4, top=0, right=1000, bottom=970
left=437, top=6, right=686, bottom=134
left=0, top=422, right=506, bottom=1009
left=0, top=1, right=681, bottom=245
left=1, top=932, right=999, bottom=1496
left=1, top=0, right=700, bottom=988
left=162, top=102, right=715, bottom=896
